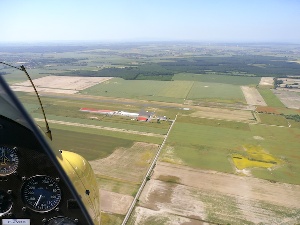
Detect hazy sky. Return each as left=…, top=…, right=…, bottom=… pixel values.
left=0, top=0, right=299, bottom=43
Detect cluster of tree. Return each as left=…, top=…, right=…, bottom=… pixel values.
left=274, top=78, right=283, bottom=85
left=60, top=54, right=300, bottom=81
left=26, top=58, right=81, bottom=68
left=283, top=114, right=300, bottom=122
left=158, top=55, right=300, bottom=77
left=62, top=64, right=174, bottom=81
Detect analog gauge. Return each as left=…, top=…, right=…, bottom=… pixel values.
left=0, top=190, right=13, bottom=216
left=21, top=175, right=61, bottom=213
left=0, top=146, right=18, bottom=176
left=46, top=216, right=77, bottom=225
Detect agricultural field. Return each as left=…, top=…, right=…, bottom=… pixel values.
left=83, top=76, right=248, bottom=104
left=82, top=78, right=193, bottom=103
left=187, top=82, right=246, bottom=104
left=257, top=88, right=286, bottom=107
left=257, top=113, right=289, bottom=127
left=160, top=115, right=300, bottom=185
left=241, top=86, right=267, bottom=106
left=11, top=75, right=112, bottom=94
left=128, top=111, right=300, bottom=224
left=272, top=89, right=300, bottom=109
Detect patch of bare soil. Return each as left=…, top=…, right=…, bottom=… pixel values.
left=100, top=190, right=133, bottom=215
left=131, top=206, right=208, bottom=225
left=259, top=77, right=274, bottom=86
left=189, top=107, right=253, bottom=122
left=131, top=162, right=300, bottom=224
left=272, top=89, right=300, bottom=109
left=11, top=76, right=112, bottom=94
left=253, top=135, right=264, bottom=140
left=90, top=142, right=158, bottom=183
left=241, top=86, right=267, bottom=106
left=153, top=162, right=300, bottom=208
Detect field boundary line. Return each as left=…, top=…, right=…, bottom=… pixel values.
left=121, top=115, right=177, bottom=225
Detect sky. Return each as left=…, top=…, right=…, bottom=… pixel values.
left=0, top=0, right=300, bottom=43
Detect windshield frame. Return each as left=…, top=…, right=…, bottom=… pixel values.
left=0, top=75, right=95, bottom=225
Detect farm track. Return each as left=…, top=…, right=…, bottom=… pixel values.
left=121, top=116, right=177, bottom=225
left=34, top=118, right=165, bottom=138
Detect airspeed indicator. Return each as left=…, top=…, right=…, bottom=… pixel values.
left=21, top=175, right=61, bottom=213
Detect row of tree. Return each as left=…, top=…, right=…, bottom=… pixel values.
left=61, top=55, right=300, bottom=81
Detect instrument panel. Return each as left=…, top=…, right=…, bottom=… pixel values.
left=0, top=115, right=86, bottom=224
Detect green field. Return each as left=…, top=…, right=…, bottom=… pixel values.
left=258, top=113, right=289, bottom=126
left=82, top=77, right=247, bottom=104
left=258, top=88, right=285, bottom=107
left=37, top=120, right=163, bottom=145
left=82, top=78, right=193, bottom=103
left=1, top=68, right=47, bottom=84
left=161, top=115, right=300, bottom=184
left=173, top=73, right=260, bottom=85
left=187, top=82, right=246, bottom=103
left=50, top=128, right=133, bottom=160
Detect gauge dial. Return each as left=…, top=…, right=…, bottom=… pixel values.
left=0, top=146, right=18, bottom=176
left=0, top=190, right=13, bottom=216
left=46, top=216, right=77, bottom=225
left=21, top=175, right=61, bottom=213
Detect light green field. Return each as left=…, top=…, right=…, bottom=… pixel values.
left=161, top=115, right=300, bottom=184
left=46, top=128, right=133, bottom=161
left=258, top=88, right=285, bottom=107
left=2, top=68, right=47, bottom=84
left=82, top=78, right=167, bottom=98
left=258, top=113, right=289, bottom=126
left=82, top=78, right=247, bottom=104
left=82, top=78, right=194, bottom=103
left=37, top=120, right=163, bottom=145
left=156, top=80, right=194, bottom=99
left=173, top=73, right=260, bottom=85
left=186, top=82, right=246, bottom=103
